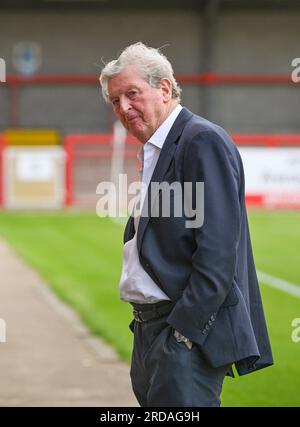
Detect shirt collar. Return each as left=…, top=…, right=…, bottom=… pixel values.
left=147, top=104, right=183, bottom=150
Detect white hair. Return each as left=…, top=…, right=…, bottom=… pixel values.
left=99, top=42, right=181, bottom=103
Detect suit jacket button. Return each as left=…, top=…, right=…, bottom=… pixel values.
left=211, top=312, right=217, bottom=321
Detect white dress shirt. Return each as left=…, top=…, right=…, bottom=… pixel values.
left=119, top=104, right=183, bottom=304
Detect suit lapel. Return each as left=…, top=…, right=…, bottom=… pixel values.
left=124, top=215, right=135, bottom=244
left=137, top=107, right=193, bottom=252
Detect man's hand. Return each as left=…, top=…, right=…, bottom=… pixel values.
left=173, top=329, right=193, bottom=349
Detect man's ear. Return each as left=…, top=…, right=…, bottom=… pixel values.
left=160, top=78, right=172, bottom=102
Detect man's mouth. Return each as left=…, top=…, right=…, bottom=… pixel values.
left=128, top=118, right=139, bottom=123
left=127, top=115, right=140, bottom=123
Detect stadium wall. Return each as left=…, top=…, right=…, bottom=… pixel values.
left=0, top=10, right=299, bottom=133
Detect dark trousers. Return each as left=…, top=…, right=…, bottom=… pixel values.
left=130, top=313, right=231, bottom=407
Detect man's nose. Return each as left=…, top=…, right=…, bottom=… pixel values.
left=119, top=96, right=131, bottom=114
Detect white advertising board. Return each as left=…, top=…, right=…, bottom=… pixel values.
left=16, top=152, right=53, bottom=182
left=239, top=147, right=300, bottom=207
left=3, top=146, right=65, bottom=209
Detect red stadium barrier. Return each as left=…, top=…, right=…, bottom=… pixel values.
left=5, top=72, right=299, bottom=127
left=1, top=131, right=299, bottom=209
left=63, top=133, right=139, bottom=206
left=231, top=134, right=300, bottom=147
left=6, top=72, right=295, bottom=86
left=64, top=134, right=300, bottom=208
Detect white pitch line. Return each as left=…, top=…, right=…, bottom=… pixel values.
left=257, top=270, right=300, bottom=299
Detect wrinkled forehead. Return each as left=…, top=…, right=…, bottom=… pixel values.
left=107, top=66, right=148, bottom=97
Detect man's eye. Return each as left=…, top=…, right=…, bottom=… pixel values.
left=128, top=91, right=137, bottom=98
left=112, top=99, right=119, bottom=107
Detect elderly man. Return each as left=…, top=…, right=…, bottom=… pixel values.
left=99, top=42, right=273, bottom=407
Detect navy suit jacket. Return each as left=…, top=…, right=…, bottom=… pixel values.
left=124, top=107, right=273, bottom=376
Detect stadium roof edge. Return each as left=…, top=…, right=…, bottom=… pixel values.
left=1, top=0, right=300, bottom=11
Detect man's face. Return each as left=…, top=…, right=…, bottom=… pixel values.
left=107, top=66, right=172, bottom=143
